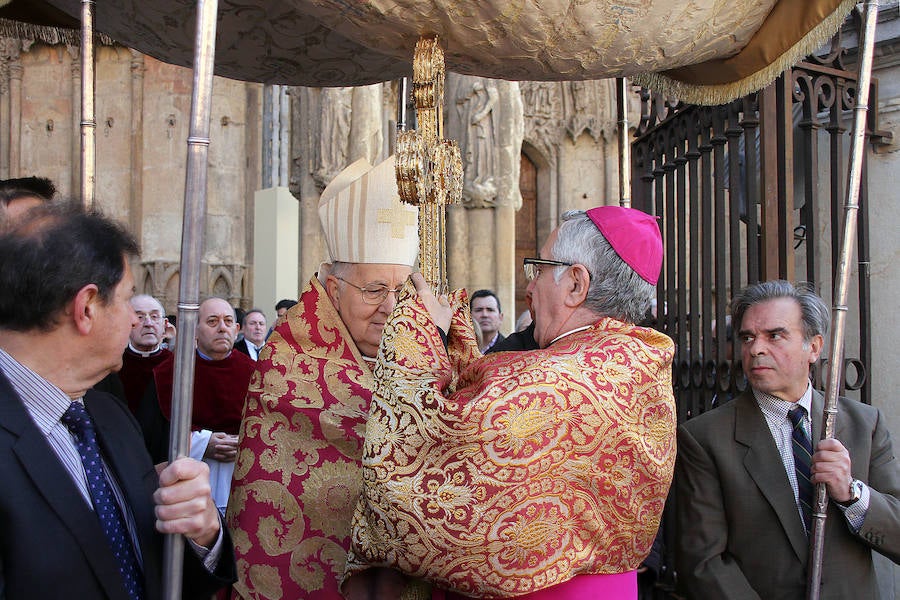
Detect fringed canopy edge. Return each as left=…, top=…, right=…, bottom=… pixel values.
left=0, top=17, right=116, bottom=46
left=632, top=0, right=857, bottom=106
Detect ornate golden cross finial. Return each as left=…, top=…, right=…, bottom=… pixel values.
left=396, top=36, right=463, bottom=293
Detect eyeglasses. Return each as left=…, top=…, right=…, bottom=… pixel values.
left=523, top=257, right=574, bottom=281
left=135, top=312, right=163, bottom=323
left=336, top=276, right=404, bottom=305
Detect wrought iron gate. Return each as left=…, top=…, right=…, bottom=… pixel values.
left=629, top=27, right=889, bottom=598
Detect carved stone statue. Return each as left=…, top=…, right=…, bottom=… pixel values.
left=450, top=75, right=500, bottom=207
left=313, top=86, right=352, bottom=189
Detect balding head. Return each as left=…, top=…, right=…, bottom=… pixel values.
left=129, top=294, right=167, bottom=352
left=196, top=297, right=237, bottom=360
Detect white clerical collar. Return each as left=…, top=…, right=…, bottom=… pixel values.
left=548, top=325, right=592, bottom=346
left=128, top=341, right=162, bottom=357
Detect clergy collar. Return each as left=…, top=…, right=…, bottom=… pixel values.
left=128, top=341, right=163, bottom=358
left=548, top=325, right=592, bottom=347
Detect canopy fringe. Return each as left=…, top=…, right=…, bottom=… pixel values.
left=633, top=0, right=857, bottom=106
left=0, top=17, right=116, bottom=46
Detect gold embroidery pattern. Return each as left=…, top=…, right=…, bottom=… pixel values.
left=228, top=277, right=376, bottom=600
left=349, top=288, right=676, bottom=597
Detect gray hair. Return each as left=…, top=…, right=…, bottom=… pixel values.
left=731, top=280, right=830, bottom=342
left=130, top=294, right=164, bottom=313
left=551, top=210, right=655, bottom=324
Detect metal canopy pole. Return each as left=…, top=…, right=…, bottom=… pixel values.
left=616, top=77, right=631, bottom=207
left=80, top=0, right=95, bottom=207
left=807, top=2, right=879, bottom=598
left=162, top=0, right=218, bottom=598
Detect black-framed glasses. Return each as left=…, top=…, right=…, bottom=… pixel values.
left=336, top=276, right=403, bottom=305
left=523, top=257, right=574, bottom=282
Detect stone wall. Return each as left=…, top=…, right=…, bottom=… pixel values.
left=0, top=41, right=262, bottom=312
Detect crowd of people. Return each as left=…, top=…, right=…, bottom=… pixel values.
left=1, top=165, right=898, bottom=600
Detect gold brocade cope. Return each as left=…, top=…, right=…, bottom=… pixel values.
left=347, top=286, right=677, bottom=598
left=227, top=277, right=382, bottom=599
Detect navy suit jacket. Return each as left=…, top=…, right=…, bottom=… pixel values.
left=676, top=389, right=900, bottom=599
left=0, top=372, right=236, bottom=599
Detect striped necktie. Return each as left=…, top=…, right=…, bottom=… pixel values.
left=62, top=402, right=145, bottom=600
left=788, top=405, right=814, bottom=534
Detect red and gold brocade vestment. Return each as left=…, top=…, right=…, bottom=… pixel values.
left=348, top=288, right=677, bottom=598
left=227, top=277, right=376, bottom=599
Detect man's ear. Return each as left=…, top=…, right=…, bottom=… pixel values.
left=563, top=264, right=591, bottom=307
left=808, top=334, right=824, bottom=363
left=325, top=275, right=341, bottom=308
left=71, top=284, right=101, bottom=335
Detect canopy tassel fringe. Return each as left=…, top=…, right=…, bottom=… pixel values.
left=633, top=0, right=857, bottom=106
left=0, top=17, right=115, bottom=46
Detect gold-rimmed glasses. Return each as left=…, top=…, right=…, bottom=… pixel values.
left=336, top=276, right=404, bottom=305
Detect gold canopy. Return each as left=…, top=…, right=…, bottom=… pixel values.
left=2, top=0, right=856, bottom=104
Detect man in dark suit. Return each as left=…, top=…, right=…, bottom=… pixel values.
left=676, top=280, right=900, bottom=599
left=0, top=202, right=236, bottom=599
left=470, top=288, right=505, bottom=352
left=232, top=308, right=267, bottom=360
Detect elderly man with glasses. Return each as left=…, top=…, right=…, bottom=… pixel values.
left=92, top=295, right=177, bottom=460
left=347, top=206, right=676, bottom=599
left=227, top=156, right=422, bottom=600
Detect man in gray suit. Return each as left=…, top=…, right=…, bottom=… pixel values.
left=676, top=280, right=900, bottom=599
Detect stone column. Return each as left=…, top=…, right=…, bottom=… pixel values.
left=0, top=38, right=17, bottom=178
left=446, top=203, right=469, bottom=290
left=7, top=57, right=22, bottom=177
left=492, top=80, right=523, bottom=331
left=349, top=83, right=383, bottom=166
left=129, top=51, right=145, bottom=241
left=68, top=45, right=81, bottom=195
left=445, top=74, right=523, bottom=330
left=466, top=207, right=494, bottom=289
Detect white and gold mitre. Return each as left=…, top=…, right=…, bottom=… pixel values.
left=318, top=155, right=419, bottom=267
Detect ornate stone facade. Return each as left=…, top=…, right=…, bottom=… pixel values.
left=0, top=41, right=262, bottom=313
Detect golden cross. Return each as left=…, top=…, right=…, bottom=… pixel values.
left=378, top=206, right=417, bottom=238
left=396, top=36, right=463, bottom=293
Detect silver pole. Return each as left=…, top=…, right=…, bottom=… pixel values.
left=80, top=0, right=95, bottom=207
left=616, top=77, right=631, bottom=207
left=398, top=77, right=409, bottom=131
left=163, top=0, right=218, bottom=598
left=807, top=2, right=878, bottom=598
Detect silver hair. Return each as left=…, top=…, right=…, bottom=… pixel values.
left=731, top=280, right=830, bottom=342
left=551, top=210, right=655, bottom=323
left=130, top=293, right=164, bottom=313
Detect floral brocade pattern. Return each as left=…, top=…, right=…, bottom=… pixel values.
left=348, top=288, right=676, bottom=598
left=227, top=278, right=374, bottom=600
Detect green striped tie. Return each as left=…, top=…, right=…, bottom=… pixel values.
left=788, top=406, right=813, bottom=534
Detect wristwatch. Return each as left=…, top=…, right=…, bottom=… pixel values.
left=837, top=479, right=863, bottom=507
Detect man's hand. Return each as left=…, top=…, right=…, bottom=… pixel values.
left=410, top=273, right=452, bottom=333
left=811, top=438, right=853, bottom=503
left=203, top=432, right=239, bottom=463
left=154, top=457, right=220, bottom=548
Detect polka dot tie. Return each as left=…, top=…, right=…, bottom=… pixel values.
left=62, top=402, right=144, bottom=600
